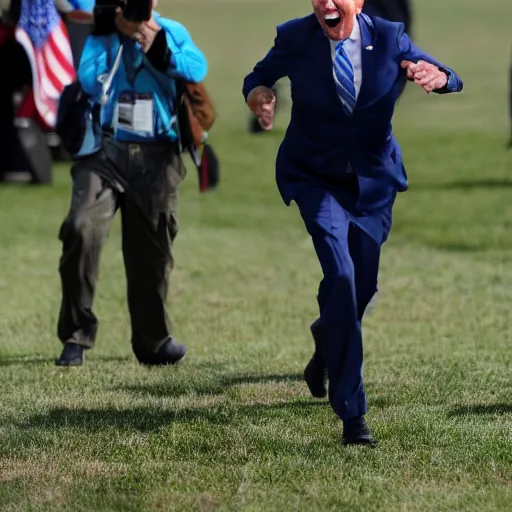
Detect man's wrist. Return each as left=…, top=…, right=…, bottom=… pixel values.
left=434, top=67, right=451, bottom=92
left=440, top=69, right=449, bottom=87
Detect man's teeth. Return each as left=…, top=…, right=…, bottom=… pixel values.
left=324, top=12, right=341, bottom=27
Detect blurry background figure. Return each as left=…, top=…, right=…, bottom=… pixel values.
left=0, top=0, right=36, bottom=182
left=49, top=0, right=94, bottom=160
left=363, top=0, right=412, bottom=33
left=248, top=0, right=414, bottom=134
left=54, top=0, right=94, bottom=67
left=0, top=0, right=75, bottom=183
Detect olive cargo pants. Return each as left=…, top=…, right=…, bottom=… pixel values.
left=57, top=136, right=185, bottom=359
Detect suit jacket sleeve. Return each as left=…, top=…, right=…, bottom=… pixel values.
left=242, top=25, right=294, bottom=101
left=397, top=24, right=463, bottom=94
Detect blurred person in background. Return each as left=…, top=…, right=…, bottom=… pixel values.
left=243, top=0, right=462, bottom=446
left=363, top=0, right=412, bottom=34
left=0, top=0, right=75, bottom=183
left=54, top=0, right=208, bottom=367
left=0, top=0, right=90, bottom=175
left=54, top=0, right=94, bottom=67
left=49, top=0, right=95, bottom=159
left=247, top=0, right=413, bottom=134
left=0, top=0, right=31, bottom=181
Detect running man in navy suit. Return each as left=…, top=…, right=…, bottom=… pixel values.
left=243, top=0, right=462, bottom=446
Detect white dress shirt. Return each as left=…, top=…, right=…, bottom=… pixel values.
left=329, top=17, right=363, bottom=101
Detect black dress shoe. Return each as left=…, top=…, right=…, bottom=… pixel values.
left=304, top=319, right=327, bottom=398
left=136, top=337, right=187, bottom=366
left=304, top=356, right=327, bottom=398
left=55, top=343, right=84, bottom=366
left=342, top=416, right=377, bottom=447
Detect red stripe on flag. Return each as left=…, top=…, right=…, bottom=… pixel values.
left=14, top=20, right=74, bottom=130
left=36, top=50, right=59, bottom=100
left=43, top=48, right=65, bottom=94
left=48, top=24, right=75, bottom=79
left=26, top=40, right=58, bottom=128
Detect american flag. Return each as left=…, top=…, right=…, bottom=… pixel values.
left=15, top=0, right=76, bottom=129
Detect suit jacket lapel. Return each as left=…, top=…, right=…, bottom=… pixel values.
left=311, top=24, right=352, bottom=120
left=356, top=13, right=377, bottom=109
left=315, top=14, right=377, bottom=116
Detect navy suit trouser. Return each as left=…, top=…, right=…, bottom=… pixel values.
left=295, top=187, right=380, bottom=421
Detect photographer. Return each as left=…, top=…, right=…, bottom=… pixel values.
left=56, top=0, right=207, bottom=366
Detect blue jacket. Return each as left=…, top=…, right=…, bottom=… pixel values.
left=243, top=14, right=463, bottom=214
left=66, top=0, right=95, bottom=13
left=78, top=13, right=207, bottom=143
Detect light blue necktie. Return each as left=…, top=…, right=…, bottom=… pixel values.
left=334, top=41, right=356, bottom=116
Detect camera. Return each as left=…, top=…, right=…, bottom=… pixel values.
left=121, top=0, right=151, bottom=22
left=92, top=0, right=152, bottom=35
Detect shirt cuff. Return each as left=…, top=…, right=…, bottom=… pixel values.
left=434, top=66, right=455, bottom=94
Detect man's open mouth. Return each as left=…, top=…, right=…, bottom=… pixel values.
left=324, top=12, right=341, bottom=28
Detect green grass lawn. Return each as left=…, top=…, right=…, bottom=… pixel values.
left=1, top=0, right=512, bottom=510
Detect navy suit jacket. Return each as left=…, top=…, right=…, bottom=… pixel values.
left=243, top=14, right=463, bottom=215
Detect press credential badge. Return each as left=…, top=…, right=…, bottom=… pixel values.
left=117, top=92, right=154, bottom=136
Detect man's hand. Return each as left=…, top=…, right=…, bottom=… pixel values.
left=115, top=9, right=160, bottom=52
left=401, top=60, right=448, bottom=93
left=246, top=86, right=276, bottom=131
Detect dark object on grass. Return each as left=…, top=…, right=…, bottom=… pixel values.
left=14, top=118, right=53, bottom=184
left=197, top=143, right=220, bottom=192
left=56, top=343, right=84, bottom=366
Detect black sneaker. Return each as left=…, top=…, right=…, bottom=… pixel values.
left=342, top=416, right=377, bottom=447
left=55, top=343, right=84, bottom=366
left=137, top=337, right=187, bottom=366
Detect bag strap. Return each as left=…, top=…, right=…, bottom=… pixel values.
left=138, top=54, right=185, bottom=142
left=99, top=42, right=123, bottom=106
